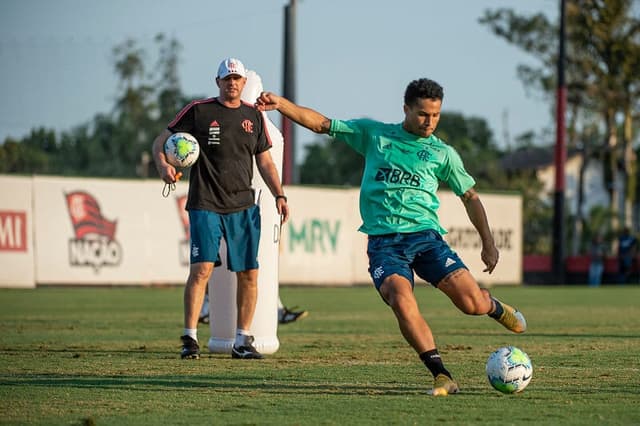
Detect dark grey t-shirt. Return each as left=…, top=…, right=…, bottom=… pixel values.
left=168, top=97, right=272, bottom=213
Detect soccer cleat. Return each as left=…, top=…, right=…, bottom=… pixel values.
left=278, top=306, right=309, bottom=324
left=198, top=312, right=209, bottom=324
left=180, top=335, right=200, bottom=359
left=428, top=374, right=459, bottom=396
left=494, top=301, right=527, bottom=334
left=231, top=335, right=264, bottom=359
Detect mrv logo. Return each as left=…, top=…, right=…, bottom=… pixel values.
left=288, top=219, right=340, bottom=253
left=65, top=191, right=122, bottom=271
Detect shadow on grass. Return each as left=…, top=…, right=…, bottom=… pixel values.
left=2, top=372, right=639, bottom=396
left=0, top=372, right=430, bottom=396
left=448, top=331, right=640, bottom=339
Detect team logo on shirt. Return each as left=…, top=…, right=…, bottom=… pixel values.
left=241, top=119, right=254, bottom=134
left=417, top=150, right=431, bottom=161
left=209, top=120, right=221, bottom=145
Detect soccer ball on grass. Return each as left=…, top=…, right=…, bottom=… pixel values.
left=486, top=346, right=532, bottom=394
left=164, top=132, right=200, bottom=168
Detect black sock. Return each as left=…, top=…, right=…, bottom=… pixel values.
left=488, top=297, right=504, bottom=319
left=419, top=349, right=452, bottom=379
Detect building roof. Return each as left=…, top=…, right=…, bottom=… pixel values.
left=500, top=146, right=581, bottom=171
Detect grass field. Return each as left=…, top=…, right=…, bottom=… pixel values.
left=1, top=285, right=639, bottom=425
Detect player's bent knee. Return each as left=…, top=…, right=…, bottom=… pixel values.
left=188, top=262, right=213, bottom=285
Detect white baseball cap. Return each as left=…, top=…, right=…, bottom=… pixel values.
left=217, top=57, right=247, bottom=79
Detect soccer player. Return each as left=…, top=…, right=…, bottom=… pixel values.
left=152, top=58, right=290, bottom=360
left=255, top=78, right=526, bottom=395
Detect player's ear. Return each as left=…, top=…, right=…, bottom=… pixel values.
left=215, top=77, right=220, bottom=88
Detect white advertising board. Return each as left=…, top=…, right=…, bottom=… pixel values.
left=439, top=191, right=523, bottom=286
left=0, top=176, right=521, bottom=288
left=278, top=187, right=367, bottom=285
left=0, top=175, right=35, bottom=288
left=32, top=175, right=190, bottom=285
left=279, top=187, right=522, bottom=286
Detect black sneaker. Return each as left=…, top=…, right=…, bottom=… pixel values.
left=231, top=335, right=263, bottom=359
left=278, top=306, right=309, bottom=324
left=198, top=296, right=209, bottom=324
left=180, top=335, right=200, bottom=359
left=198, top=313, right=209, bottom=324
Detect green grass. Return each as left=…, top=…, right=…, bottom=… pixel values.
left=1, top=285, right=639, bottom=425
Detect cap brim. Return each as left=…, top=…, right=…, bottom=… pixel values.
left=219, top=73, right=245, bottom=79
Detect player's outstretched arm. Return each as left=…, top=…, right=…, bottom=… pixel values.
left=256, top=92, right=331, bottom=134
left=461, top=188, right=499, bottom=273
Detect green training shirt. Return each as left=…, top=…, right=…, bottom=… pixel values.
left=328, top=118, right=476, bottom=236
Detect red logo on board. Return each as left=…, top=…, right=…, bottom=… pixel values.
left=0, top=211, right=27, bottom=252
left=64, top=191, right=122, bottom=271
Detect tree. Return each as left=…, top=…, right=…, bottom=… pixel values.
left=0, top=131, right=53, bottom=174
left=435, top=112, right=502, bottom=190
left=0, top=34, right=186, bottom=178
left=299, top=134, right=364, bottom=186
left=480, top=0, right=640, bottom=249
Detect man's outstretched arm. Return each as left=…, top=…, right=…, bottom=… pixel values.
left=256, top=92, right=331, bottom=134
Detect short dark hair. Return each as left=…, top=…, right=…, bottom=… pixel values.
left=404, top=78, right=444, bottom=106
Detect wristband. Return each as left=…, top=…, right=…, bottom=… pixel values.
left=275, top=195, right=287, bottom=202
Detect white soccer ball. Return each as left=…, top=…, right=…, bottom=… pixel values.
left=486, top=346, right=533, bottom=394
left=164, top=132, right=200, bottom=168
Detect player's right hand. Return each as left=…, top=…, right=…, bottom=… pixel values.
left=160, top=164, right=180, bottom=184
left=255, top=92, right=280, bottom=111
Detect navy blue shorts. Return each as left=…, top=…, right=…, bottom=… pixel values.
left=367, top=229, right=467, bottom=289
left=188, top=206, right=260, bottom=271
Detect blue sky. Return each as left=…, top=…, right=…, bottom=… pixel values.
left=0, top=0, right=558, bottom=160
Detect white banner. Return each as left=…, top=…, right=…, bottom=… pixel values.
left=439, top=191, right=522, bottom=285
left=279, top=187, right=522, bottom=286
left=32, top=175, right=190, bottom=285
left=0, top=175, right=35, bottom=288
left=278, top=187, right=369, bottom=285
left=0, top=176, right=521, bottom=288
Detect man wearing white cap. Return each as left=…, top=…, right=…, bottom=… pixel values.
left=152, top=57, right=289, bottom=360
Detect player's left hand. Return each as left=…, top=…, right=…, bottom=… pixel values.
left=277, top=197, right=290, bottom=224
left=481, top=244, right=499, bottom=274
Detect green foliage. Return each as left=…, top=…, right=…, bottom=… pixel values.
left=0, top=133, right=52, bottom=174
left=299, top=134, right=364, bottom=186
left=480, top=0, right=640, bottom=236
left=436, top=112, right=502, bottom=189
left=0, top=35, right=185, bottom=178
left=507, top=173, right=553, bottom=254
left=1, top=286, right=640, bottom=425
left=581, top=204, right=617, bottom=250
